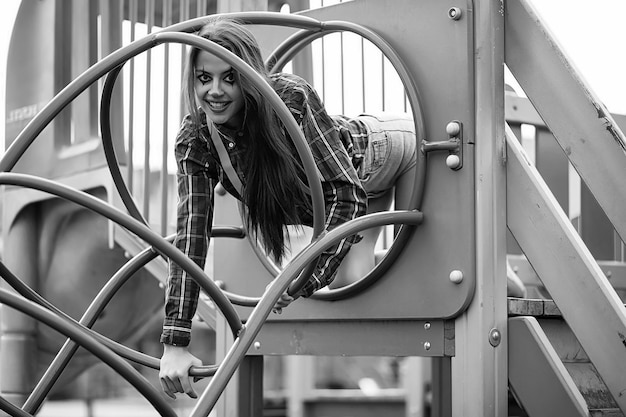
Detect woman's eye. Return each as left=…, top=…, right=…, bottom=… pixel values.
left=224, top=73, right=236, bottom=84
left=197, top=73, right=211, bottom=84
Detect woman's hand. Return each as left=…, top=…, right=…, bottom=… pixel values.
left=159, top=344, right=203, bottom=399
left=266, top=281, right=298, bottom=314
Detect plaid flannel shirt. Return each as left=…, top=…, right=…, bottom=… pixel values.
left=161, top=73, right=368, bottom=346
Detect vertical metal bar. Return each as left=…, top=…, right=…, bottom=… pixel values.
left=360, top=37, right=365, bottom=112
left=89, top=1, right=99, bottom=137
left=128, top=0, right=137, bottom=193
left=237, top=356, right=264, bottom=417
left=451, top=1, right=507, bottom=416
left=380, top=52, right=385, bottom=111
left=179, top=0, right=189, bottom=118
left=339, top=32, right=345, bottom=115
left=161, top=0, right=171, bottom=237
left=143, top=0, right=154, bottom=220
left=320, top=36, right=326, bottom=103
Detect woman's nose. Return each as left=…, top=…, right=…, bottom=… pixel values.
left=208, top=79, right=223, bottom=96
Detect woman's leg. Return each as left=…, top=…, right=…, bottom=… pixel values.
left=331, top=113, right=416, bottom=289
left=331, top=189, right=394, bottom=288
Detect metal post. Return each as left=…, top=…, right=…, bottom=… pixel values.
left=238, top=356, right=264, bottom=417
left=451, top=0, right=508, bottom=416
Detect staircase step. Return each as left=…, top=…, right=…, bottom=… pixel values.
left=565, top=362, right=618, bottom=410
left=589, top=409, right=625, bottom=417
left=508, top=299, right=624, bottom=415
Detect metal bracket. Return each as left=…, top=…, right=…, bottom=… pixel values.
left=422, top=120, right=464, bottom=170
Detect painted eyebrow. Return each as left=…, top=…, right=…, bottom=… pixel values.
left=194, top=66, right=235, bottom=76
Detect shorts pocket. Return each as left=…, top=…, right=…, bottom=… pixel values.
left=360, top=131, right=390, bottom=179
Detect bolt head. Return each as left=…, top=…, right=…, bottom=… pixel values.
left=489, top=328, right=501, bottom=347
left=448, top=7, right=462, bottom=20
left=449, top=269, right=464, bottom=284
left=446, top=121, right=461, bottom=136
left=446, top=154, right=461, bottom=169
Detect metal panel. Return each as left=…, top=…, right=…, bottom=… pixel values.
left=508, top=317, right=588, bottom=417
left=506, top=124, right=626, bottom=413
left=214, top=0, right=476, bottom=323
left=249, top=320, right=451, bottom=357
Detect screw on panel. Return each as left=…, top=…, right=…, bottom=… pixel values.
left=254, top=341, right=261, bottom=350
left=424, top=322, right=431, bottom=330
left=489, top=328, right=501, bottom=347
left=424, top=342, right=431, bottom=351
left=448, top=7, right=462, bottom=20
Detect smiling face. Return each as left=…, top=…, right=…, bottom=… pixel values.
left=194, top=50, right=245, bottom=129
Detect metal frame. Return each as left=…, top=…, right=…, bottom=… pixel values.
left=450, top=1, right=508, bottom=416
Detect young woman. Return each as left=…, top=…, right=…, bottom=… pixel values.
left=159, top=16, right=417, bottom=399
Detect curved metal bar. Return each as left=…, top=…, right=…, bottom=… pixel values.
left=0, top=260, right=157, bottom=370
left=100, top=64, right=147, bottom=225
left=51, top=29, right=324, bottom=305
left=159, top=11, right=324, bottom=34
left=287, top=211, right=424, bottom=296
left=0, top=395, right=32, bottom=417
left=257, top=20, right=428, bottom=299
left=22, top=245, right=160, bottom=413
left=0, top=290, right=178, bottom=417
left=0, top=396, right=32, bottom=417
left=265, top=29, right=320, bottom=74
left=1, top=35, right=160, bottom=173
left=190, top=209, right=423, bottom=416
left=315, top=21, right=427, bottom=299
left=22, top=238, right=219, bottom=413
left=0, top=173, right=243, bottom=336
left=155, top=32, right=325, bottom=238
left=0, top=12, right=324, bottom=174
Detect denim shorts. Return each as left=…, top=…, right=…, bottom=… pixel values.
left=356, top=113, right=417, bottom=199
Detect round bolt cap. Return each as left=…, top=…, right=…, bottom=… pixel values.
left=446, top=121, right=461, bottom=136
left=446, top=154, right=461, bottom=169
left=449, top=269, right=464, bottom=283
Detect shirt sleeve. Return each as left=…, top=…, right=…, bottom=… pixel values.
left=160, top=117, right=217, bottom=346
left=284, top=78, right=367, bottom=297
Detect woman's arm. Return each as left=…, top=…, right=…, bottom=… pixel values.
left=161, top=118, right=217, bottom=347
left=286, top=78, right=367, bottom=296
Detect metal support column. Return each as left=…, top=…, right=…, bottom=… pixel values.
left=238, top=356, right=264, bottom=417
left=451, top=0, right=508, bottom=416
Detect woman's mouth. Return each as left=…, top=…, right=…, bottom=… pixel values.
left=207, top=101, right=229, bottom=112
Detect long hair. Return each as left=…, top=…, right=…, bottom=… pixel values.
left=182, top=16, right=311, bottom=262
